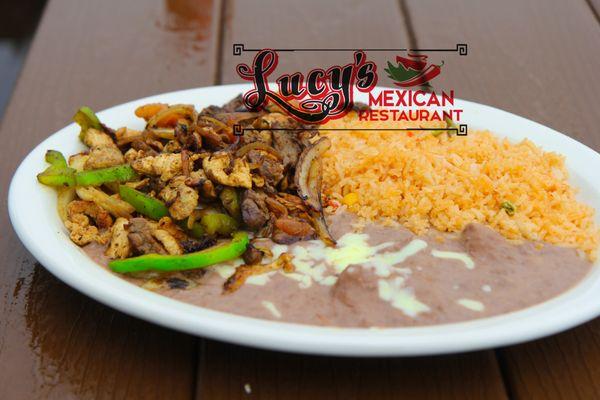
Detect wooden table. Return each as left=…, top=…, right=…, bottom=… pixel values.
left=1, top=0, right=599, bottom=398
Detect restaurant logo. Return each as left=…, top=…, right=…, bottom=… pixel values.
left=236, top=49, right=377, bottom=124
left=233, top=44, right=467, bottom=134
left=384, top=54, right=443, bottom=88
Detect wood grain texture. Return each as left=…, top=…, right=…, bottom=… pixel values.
left=219, top=0, right=415, bottom=87
left=2, top=0, right=598, bottom=398
left=0, top=0, right=222, bottom=397
left=497, top=321, right=600, bottom=400
left=588, top=0, right=600, bottom=21
left=405, top=0, right=600, bottom=398
left=405, top=0, right=600, bottom=151
left=197, top=341, right=507, bottom=400
left=196, top=1, right=508, bottom=398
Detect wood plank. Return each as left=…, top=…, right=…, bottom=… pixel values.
left=197, top=1, right=508, bottom=398
left=0, top=0, right=222, bottom=398
left=405, top=0, right=600, bottom=398
left=220, top=0, right=414, bottom=87
left=197, top=341, right=507, bottom=400
left=589, top=0, right=600, bottom=19
left=497, top=322, right=600, bottom=399
left=405, top=0, right=600, bottom=151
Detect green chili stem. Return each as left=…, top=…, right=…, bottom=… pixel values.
left=201, top=213, right=239, bottom=236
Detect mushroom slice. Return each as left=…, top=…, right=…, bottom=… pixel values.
left=241, top=190, right=270, bottom=231
left=128, top=218, right=167, bottom=255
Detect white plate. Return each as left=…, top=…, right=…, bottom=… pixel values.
left=8, top=84, right=600, bottom=356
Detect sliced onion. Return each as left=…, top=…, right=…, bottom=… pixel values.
left=264, top=197, right=288, bottom=218
left=214, top=112, right=260, bottom=125
left=75, top=186, right=134, bottom=218
left=57, top=187, right=76, bottom=222
left=274, top=217, right=314, bottom=237
left=149, top=128, right=176, bottom=140
left=310, top=209, right=336, bottom=246
left=293, top=136, right=335, bottom=246
left=235, top=141, right=282, bottom=160
left=198, top=116, right=229, bottom=130
left=307, top=157, right=322, bottom=208
left=147, top=104, right=196, bottom=128
left=294, top=137, right=331, bottom=211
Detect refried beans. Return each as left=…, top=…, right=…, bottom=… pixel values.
left=84, top=210, right=592, bottom=327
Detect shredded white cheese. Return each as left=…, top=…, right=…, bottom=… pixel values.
left=378, top=277, right=430, bottom=317
left=457, top=298, right=485, bottom=312
left=431, top=250, right=475, bottom=269
left=261, top=300, right=282, bottom=318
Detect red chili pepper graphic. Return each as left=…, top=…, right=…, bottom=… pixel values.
left=396, top=53, right=428, bottom=71
left=393, top=62, right=443, bottom=87
left=385, top=53, right=444, bottom=88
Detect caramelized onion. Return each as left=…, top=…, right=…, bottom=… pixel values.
left=214, top=112, right=260, bottom=125
left=274, top=217, right=315, bottom=237
left=235, top=141, right=282, bottom=160
left=294, top=137, right=331, bottom=211
left=293, top=136, right=336, bottom=246
left=147, top=104, right=196, bottom=128
left=149, top=128, right=176, bottom=140
left=198, top=116, right=229, bottom=130
left=310, top=209, right=336, bottom=246
left=264, top=197, right=288, bottom=218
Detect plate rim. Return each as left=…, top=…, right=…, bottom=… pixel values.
left=8, top=83, right=600, bottom=356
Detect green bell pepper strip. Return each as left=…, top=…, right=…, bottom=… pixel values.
left=118, top=185, right=205, bottom=237
left=219, top=187, right=241, bottom=220
left=118, top=185, right=170, bottom=219
left=201, top=213, right=238, bottom=236
left=109, top=231, right=249, bottom=273
left=188, top=221, right=206, bottom=238
left=73, top=106, right=102, bottom=140
left=37, top=150, right=76, bottom=186
left=45, top=150, right=68, bottom=168
left=37, top=166, right=76, bottom=187
left=38, top=151, right=139, bottom=188
left=74, top=164, right=139, bottom=186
